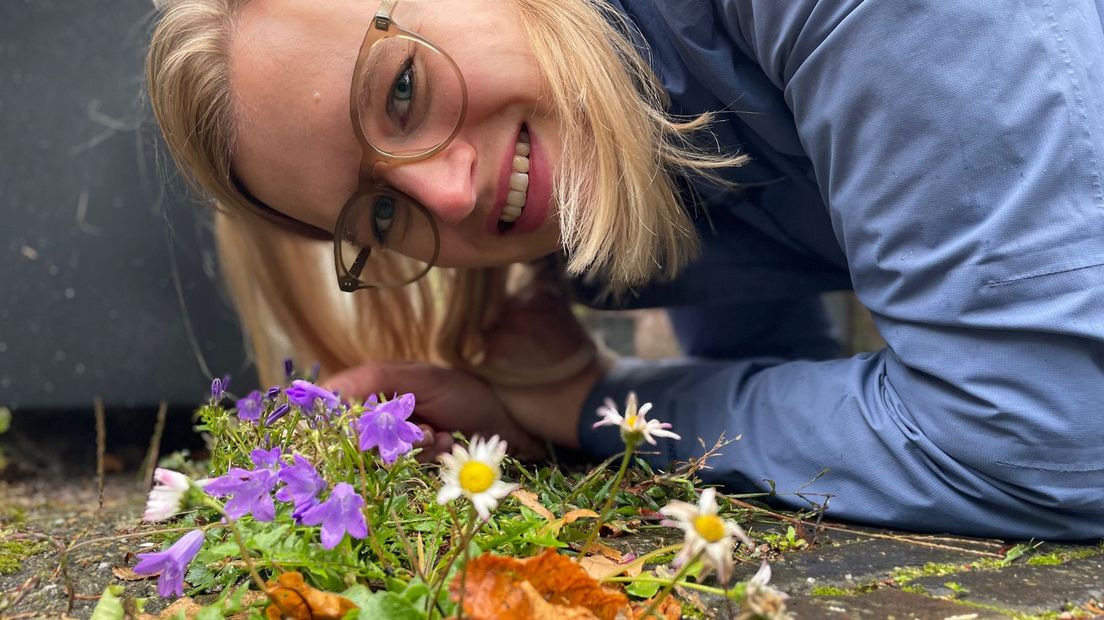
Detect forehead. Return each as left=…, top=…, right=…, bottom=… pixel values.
left=229, top=0, right=380, bottom=228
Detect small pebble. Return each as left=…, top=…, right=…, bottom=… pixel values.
left=806, top=577, right=816, bottom=584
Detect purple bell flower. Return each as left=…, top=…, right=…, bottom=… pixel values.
left=265, top=404, right=291, bottom=426
left=132, top=529, right=205, bottom=597
left=299, top=483, right=367, bottom=550
left=236, top=390, right=264, bottom=423
left=204, top=467, right=278, bottom=522
left=276, top=454, right=328, bottom=521
left=355, top=393, right=424, bottom=464
left=285, top=380, right=341, bottom=414
left=250, top=446, right=282, bottom=470
left=209, top=377, right=225, bottom=402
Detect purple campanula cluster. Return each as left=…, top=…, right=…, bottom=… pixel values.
left=355, top=393, right=424, bottom=464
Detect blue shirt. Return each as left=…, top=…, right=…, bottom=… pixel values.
left=578, top=0, right=1104, bottom=539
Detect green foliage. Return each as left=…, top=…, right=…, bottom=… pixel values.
left=761, top=525, right=807, bottom=553
left=115, top=387, right=762, bottom=618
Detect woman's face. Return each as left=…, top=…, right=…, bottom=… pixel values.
left=231, top=0, right=563, bottom=268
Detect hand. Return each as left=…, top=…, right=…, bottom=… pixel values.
left=478, top=275, right=611, bottom=449
left=323, top=362, right=548, bottom=461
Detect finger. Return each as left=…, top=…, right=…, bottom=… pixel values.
left=433, top=431, right=454, bottom=455
left=323, top=362, right=434, bottom=404
left=414, top=424, right=435, bottom=448
left=415, top=430, right=454, bottom=464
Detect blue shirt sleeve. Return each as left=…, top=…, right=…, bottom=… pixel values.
left=580, top=0, right=1104, bottom=539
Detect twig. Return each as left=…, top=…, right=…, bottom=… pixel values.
left=139, top=401, right=169, bottom=490
left=94, top=396, right=106, bottom=511
left=1, top=574, right=39, bottom=609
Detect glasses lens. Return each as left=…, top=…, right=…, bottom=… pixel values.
left=336, top=190, right=438, bottom=289
left=357, top=36, right=464, bottom=156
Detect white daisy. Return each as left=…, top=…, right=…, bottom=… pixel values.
left=143, top=468, right=192, bottom=522
left=660, top=488, right=752, bottom=584
left=593, top=391, right=681, bottom=446
left=436, top=435, right=519, bottom=521
left=742, top=560, right=793, bottom=619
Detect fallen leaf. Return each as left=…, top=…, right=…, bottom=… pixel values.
left=512, top=489, right=555, bottom=521
left=139, top=597, right=202, bottom=619
left=112, top=566, right=148, bottom=581
left=631, top=595, right=681, bottom=620
left=453, top=549, right=632, bottom=620
left=580, top=556, right=624, bottom=581
left=264, top=572, right=357, bottom=620
left=591, top=543, right=624, bottom=562
left=539, top=509, right=599, bottom=537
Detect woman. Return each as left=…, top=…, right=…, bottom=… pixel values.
left=147, top=0, right=1104, bottom=539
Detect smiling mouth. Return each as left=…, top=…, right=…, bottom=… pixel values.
left=497, top=127, right=531, bottom=231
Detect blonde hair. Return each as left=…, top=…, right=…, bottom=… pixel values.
left=146, top=0, right=746, bottom=386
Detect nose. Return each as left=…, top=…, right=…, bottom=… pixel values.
left=375, top=140, right=478, bottom=225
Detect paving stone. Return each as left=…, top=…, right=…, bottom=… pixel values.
left=910, top=553, right=1104, bottom=616
left=786, top=588, right=1010, bottom=619
left=769, top=538, right=986, bottom=594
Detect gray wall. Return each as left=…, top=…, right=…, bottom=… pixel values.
left=1, top=1, right=256, bottom=411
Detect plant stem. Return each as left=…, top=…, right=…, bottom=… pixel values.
left=579, top=441, right=636, bottom=555
left=637, top=549, right=704, bottom=620
left=428, top=505, right=483, bottom=618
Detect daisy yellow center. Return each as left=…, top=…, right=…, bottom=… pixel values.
left=693, top=515, right=726, bottom=543
left=624, top=414, right=638, bottom=427
left=458, top=461, right=496, bottom=494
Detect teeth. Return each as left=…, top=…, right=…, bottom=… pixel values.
left=509, top=172, right=529, bottom=191
left=500, top=130, right=532, bottom=225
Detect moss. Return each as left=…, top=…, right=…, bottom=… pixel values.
left=0, top=504, right=27, bottom=526
left=890, top=562, right=963, bottom=585
left=1023, top=546, right=1101, bottom=567
left=0, top=538, right=50, bottom=575
left=1026, top=553, right=1064, bottom=566
left=810, top=586, right=852, bottom=596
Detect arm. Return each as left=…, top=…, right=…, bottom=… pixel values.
left=579, top=0, right=1104, bottom=539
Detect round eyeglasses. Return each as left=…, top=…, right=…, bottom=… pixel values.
left=334, top=0, right=467, bottom=291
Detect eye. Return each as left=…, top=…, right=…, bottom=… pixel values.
left=387, top=56, right=415, bottom=129
left=372, top=195, right=397, bottom=243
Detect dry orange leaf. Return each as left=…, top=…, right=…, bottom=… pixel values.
left=512, top=489, right=555, bottom=521
left=539, top=509, right=599, bottom=537
left=590, top=542, right=624, bottom=562
left=452, top=549, right=632, bottom=620
left=112, top=565, right=148, bottom=582
left=631, top=596, right=681, bottom=620
left=264, top=571, right=357, bottom=620
left=580, top=555, right=632, bottom=581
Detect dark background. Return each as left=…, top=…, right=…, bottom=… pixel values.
left=0, top=0, right=256, bottom=445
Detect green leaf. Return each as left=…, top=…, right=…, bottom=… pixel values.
left=196, top=540, right=239, bottom=564
left=342, top=586, right=426, bottom=620
left=250, top=523, right=290, bottom=552
left=195, top=605, right=228, bottom=620
left=625, top=577, right=662, bottom=599
left=89, top=585, right=125, bottom=620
